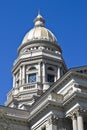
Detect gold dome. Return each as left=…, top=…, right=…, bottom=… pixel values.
left=22, top=13, right=57, bottom=44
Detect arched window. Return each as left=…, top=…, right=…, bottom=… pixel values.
left=27, top=67, right=37, bottom=83
left=29, top=67, right=36, bottom=71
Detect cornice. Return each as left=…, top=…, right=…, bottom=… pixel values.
left=63, top=91, right=87, bottom=109
left=12, top=53, right=63, bottom=73
left=50, top=69, right=87, bottom=93
left=12, top=55, right=43, bottom=72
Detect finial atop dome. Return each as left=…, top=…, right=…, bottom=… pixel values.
left=38, top=9, right=40, bottom=15
left=34, top=11, right=45, bottom=27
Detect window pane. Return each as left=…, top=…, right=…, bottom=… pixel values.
left=28, top=74, right=36, bottom=83
left=47, top=74, right=54, bottom=82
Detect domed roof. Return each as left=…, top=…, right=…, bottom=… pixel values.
left=22, top=12, right=57, bottom=44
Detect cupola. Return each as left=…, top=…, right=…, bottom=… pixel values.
left=18, top=12, right=62, bottom=55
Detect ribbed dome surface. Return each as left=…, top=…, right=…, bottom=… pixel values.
left=22, top=13, right=57, bottom=44
left=22, top=27, right=57, bottom=44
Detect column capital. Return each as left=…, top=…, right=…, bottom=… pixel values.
left=48, top=114, right=58, bottom=125
left=77, top=111, right=82, bottom=117
left=72, top=113, right=77, bottom=120
left=76, top=108, right=85, bottom=117
left=66, top=107, right=86, bottom=118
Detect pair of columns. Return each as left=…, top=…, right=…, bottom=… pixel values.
left=38, top=62, right=46, bottom=83
left=72, top=111, right=84, bottom=130
left=13, top=65, right=25, bottom=87
left=43, top=63, right=61, bottom=82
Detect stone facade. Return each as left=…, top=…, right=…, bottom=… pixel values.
left=0, top=13, right=87, bottom=130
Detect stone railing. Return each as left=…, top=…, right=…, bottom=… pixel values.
left=23, top=84, right=35, bottom=90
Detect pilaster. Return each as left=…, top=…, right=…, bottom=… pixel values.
left=38, top=62, right=41, bottom=82
left=13, top=74, right=16, bottom=88
left=43, top=62, right=46, bottom=83
left=19, top=66, right=22, bottom=86
left=57, top=67, right=60, bottom=79
left=22, top=65, right=25, bottom=84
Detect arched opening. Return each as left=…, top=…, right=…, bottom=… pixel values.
left=48, top=67, right=54, bottom=71
left=26, top=66, right=37, bottom=83
left=29, top=67, right=37, bottom=70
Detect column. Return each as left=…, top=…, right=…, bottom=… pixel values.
left=38, top=62, right=41, bottom=82
left=13, top=74, right=15, bottom=88
left=43, top=62, right=46, bottom=83
left=19, top=67, right=22, bottom=86
left=72, top=114, right=78, bottom=130
left=77, top=111, right=84, bottom=130
left=22, top=65, right=25, bottom=84
left=57, top=67, right=60, bottom=79
left=54, top=76, right=57, bottom=82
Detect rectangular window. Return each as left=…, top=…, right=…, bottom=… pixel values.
left=47, top=74, right=54, bottom=82
left=28, top=73, right=36, bottom=83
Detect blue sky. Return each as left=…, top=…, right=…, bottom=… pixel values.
left=0, top=0, right=87, bottom=105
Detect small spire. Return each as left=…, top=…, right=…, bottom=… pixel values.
left=34, top=11, right=45, bottom=27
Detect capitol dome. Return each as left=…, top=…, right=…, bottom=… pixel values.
left=22, top=12, right=57, bottom=44
left=18, top=12, right=62, bottom=55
